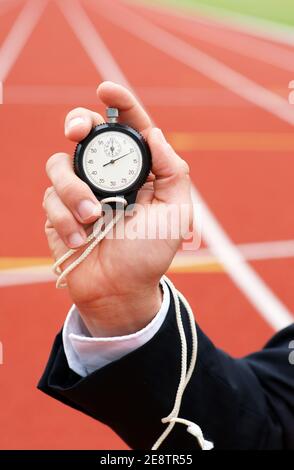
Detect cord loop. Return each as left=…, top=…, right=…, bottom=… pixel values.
left=53, top=197, right=127, bottom=288
left=151, top=276, right=214, bottom=450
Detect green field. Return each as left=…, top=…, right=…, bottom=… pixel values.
left=151, top=0, right=294, bottom=27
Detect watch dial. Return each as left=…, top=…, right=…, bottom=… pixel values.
left=83, top=131, right=143, bottom=192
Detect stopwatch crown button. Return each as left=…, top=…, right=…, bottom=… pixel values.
left=107, top=107, right=119, bottom=123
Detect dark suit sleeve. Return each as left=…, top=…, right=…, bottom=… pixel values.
left=38, top=286, right=294, bottom=450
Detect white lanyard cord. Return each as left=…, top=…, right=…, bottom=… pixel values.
left=152, top=275, right=213, bottom=450
left=52, top=198, right=213, bottom=450
left=53, top=197, right=127, bottom=289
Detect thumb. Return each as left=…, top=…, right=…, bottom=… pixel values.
left=147, top=128, right=190, bottom=203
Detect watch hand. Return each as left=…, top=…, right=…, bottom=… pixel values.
left=103, top=151, right=132, bottom=167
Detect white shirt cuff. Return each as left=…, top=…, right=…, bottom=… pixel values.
left=63, top=279, right=170, bottom=377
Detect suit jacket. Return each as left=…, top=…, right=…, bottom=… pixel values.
left=38, top=284, right=294, bottom=449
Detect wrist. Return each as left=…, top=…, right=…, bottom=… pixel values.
left=76, top=284, right=163, bottom=337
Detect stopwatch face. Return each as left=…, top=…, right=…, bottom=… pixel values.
left=82, top=131, right=143, bottom=193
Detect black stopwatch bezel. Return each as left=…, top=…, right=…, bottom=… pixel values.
left=74, top=122, right=152, bottom=202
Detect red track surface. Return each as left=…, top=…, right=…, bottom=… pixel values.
left=0, top=0, right=293, bottom=449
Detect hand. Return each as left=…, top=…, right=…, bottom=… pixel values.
left=43, top=82, right=192, bottom=336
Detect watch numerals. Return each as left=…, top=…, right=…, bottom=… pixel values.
left=80, top=129, right=146, bottom=193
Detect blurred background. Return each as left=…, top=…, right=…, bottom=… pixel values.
left=0, top=0, right=294, bottom=450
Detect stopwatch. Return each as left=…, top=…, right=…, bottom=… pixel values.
left=74, top=108, right=152, bottom=207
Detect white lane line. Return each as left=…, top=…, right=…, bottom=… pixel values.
left=190, top=239, right=294, bottom=262
left=58, top=0, right=151, bottom=115
left=191, top=187, right=293, bottom=330
left=0, top=0, right=48, bottom=88
left=57, top=0, right=131, bottom=88
left=146, top=9, right=294, bottom=73
left=3, top=84, right=252, bottom=106
left=233, top=239, right=294, bottom=261
left=131, top=0, right=294, bottom=47
left=178, top=239, right=294, bottom=262
left=137, top=86, right=249, bottom=107
left=4, top=83, right=286, bottom=108
left=92, top=0, right=294, bottom=127
left=2, top=239, right=294, bottom=286
left=58, top=0, right=293, bottom=330
left=0, top=266, right=55, bottom=287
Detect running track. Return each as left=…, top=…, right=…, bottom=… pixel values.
left=0, top=0, right=293, bottom=449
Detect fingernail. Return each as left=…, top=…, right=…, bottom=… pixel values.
left=77, top=200, right=100, bottom=220
left=67, top=117, right=86, bottom=130
left=68, top=232, right=85, bottom=248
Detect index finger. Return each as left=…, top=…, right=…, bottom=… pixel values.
left=97, top=81, right=153, bottom=135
